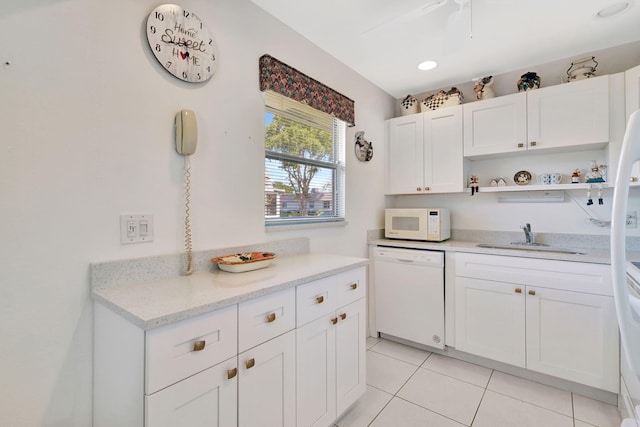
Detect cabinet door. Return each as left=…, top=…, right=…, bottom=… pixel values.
left=335, top=298, right=367, bottom=416
left=463, top=92, right=527, bottom=157
left=626, top=64, right=640, bottom=183
left=526, top=287, right=619, bottom=392
left=387, top=114, right=424, bottom=194
left=527, top=75, right=609, bottom=150
left=424, top=106, right=464, bottom=193
left=145, top=357, right=237, bottom=427
left=455, top=277, right=525, bottom=367
left=238, top=330, right=296, bottom=427
left=296, top=313, right=337, bottom=427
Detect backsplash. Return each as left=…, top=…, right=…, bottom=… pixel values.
left=91, top=237, right=309, bottom=290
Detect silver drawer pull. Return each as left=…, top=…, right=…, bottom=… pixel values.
left=266, top=312, right=277, bottom=323
left=193, top=340, right=206, bottom=352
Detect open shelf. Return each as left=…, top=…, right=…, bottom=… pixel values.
left=465, top=183, right=610, bottom=194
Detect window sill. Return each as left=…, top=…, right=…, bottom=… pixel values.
left=265, top=218, right=348, bottom=232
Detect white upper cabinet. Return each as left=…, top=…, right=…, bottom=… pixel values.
left=527, top=75, right=609, bottom=151
left=424, top=107, right=464, bottom=193
left=463, top=76, right=610, bottom=158
left=463, top=92, right=527, bottom=157
left=387, top=106, right=463, bottom=195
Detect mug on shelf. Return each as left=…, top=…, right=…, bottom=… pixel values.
left=538, top=173, right=551, bottom=184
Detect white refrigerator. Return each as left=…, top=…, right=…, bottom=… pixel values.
left=612, top=109, right=640, bottom=427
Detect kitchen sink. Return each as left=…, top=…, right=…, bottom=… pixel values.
left=476, top=242, right=588, bottom=255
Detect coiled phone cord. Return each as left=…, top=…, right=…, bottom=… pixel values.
left=183, top=156, right=194, bottom=275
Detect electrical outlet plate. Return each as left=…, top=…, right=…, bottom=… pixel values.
left=120, top=214, right=154, bottom=244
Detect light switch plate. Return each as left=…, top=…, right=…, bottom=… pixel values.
left=120, top=214, right=154, bottom=244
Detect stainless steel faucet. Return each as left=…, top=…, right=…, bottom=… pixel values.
left=521, top=223, right=534, bottom=244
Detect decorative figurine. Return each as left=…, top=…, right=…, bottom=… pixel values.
left=473, top=76, right=495, bottom=100
left=497, top=177, right=507, bottom=187
left=469, top=175, right=479, bottom=196
left=517, top=72, right=541, bottom=92
left=586, top=161, right=606, bottom=183
left=490, top=179, right=498, bottom=187
left=354, top=131, right=373, bottom=162
left=571, top=169, right=581, bottom=184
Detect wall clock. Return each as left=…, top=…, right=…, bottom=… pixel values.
left=146, top=4, right=218, bottom=83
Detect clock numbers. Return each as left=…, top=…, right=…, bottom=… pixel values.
left=147, top=4, right=217, bottom=83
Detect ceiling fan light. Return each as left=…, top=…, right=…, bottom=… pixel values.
left=596, top=1, right=631, bottom=18
left=418, top=60, right=438, bottom=71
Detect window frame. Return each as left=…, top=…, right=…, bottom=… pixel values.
left=264, top=92, right=346, bottom=227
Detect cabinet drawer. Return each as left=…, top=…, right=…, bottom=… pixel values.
left=335, top=267, right=366, bottom=307
left=146, top=305, right=237, bottom=394
left=297, top=276, right=337, bottom=326
left=455, top=253, right=612, bottom=295
left=238, top=288, right=295, bottom=352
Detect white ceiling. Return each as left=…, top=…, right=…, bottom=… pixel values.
left=250, top=0, right=640, bottom=98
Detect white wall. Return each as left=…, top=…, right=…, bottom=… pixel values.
left=0, top=1, right=394, bottom=425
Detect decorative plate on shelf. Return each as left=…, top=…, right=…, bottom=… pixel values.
left=211, top=252, right=276, bottom=273
left=514, top=170, right=532, bottom=186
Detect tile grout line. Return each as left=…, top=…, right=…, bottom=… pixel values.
left=469, top=369, right=495, bottom=426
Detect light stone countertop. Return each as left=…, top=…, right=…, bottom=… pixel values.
left=92, top=253, right=368, bottom=330
left=369, top=238, right=640, bottom=264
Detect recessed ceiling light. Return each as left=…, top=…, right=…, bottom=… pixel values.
left=418, top=60, right=438, bottom=71
left=596, top=1, right=631, bottom=18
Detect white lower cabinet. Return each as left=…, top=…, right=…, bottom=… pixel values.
left=146, top=357, right=238, bottom=427
left=296, top=268, right=367, bottom=427
left=455, top=276, right=525, bottom=367
left=454, top=253, right=619, bottom=392
left=94, top=265, right=366, bottom=427
left=238, top=330, right=296, bottom=427
left=525, top=286, right=618, bottom=392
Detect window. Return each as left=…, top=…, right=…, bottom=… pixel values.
left=264, top=91, right=346, bottom=225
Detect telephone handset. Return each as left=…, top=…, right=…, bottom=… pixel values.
left=175, top=109, right=198, bottom=155
left=175, top=109, right=197, bottom=275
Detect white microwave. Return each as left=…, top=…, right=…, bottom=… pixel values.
left=385, top=208, right=451, bottom=242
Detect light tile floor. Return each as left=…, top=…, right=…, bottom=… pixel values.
left=334, top=338, right=622, bottom=427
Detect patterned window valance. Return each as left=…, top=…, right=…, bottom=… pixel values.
left=259, top=54, right=355, bottom=126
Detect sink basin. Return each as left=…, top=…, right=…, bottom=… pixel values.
left=476, top=242, right=587, bottom=255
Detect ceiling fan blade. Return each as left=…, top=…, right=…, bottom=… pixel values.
left=443, top=0, right=471, bottom=52
left=362, top=0, right=450, bottom=37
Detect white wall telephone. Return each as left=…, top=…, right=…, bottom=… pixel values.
left=175, top=109, right=198, bottom=155
left=175, top=109, right=197, bottom=275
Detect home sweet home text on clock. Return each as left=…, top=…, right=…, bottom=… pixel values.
left=146, top=4, right=218, bottom=83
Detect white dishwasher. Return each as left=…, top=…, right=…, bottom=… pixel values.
left=374, top=246, right=445, bottom=349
